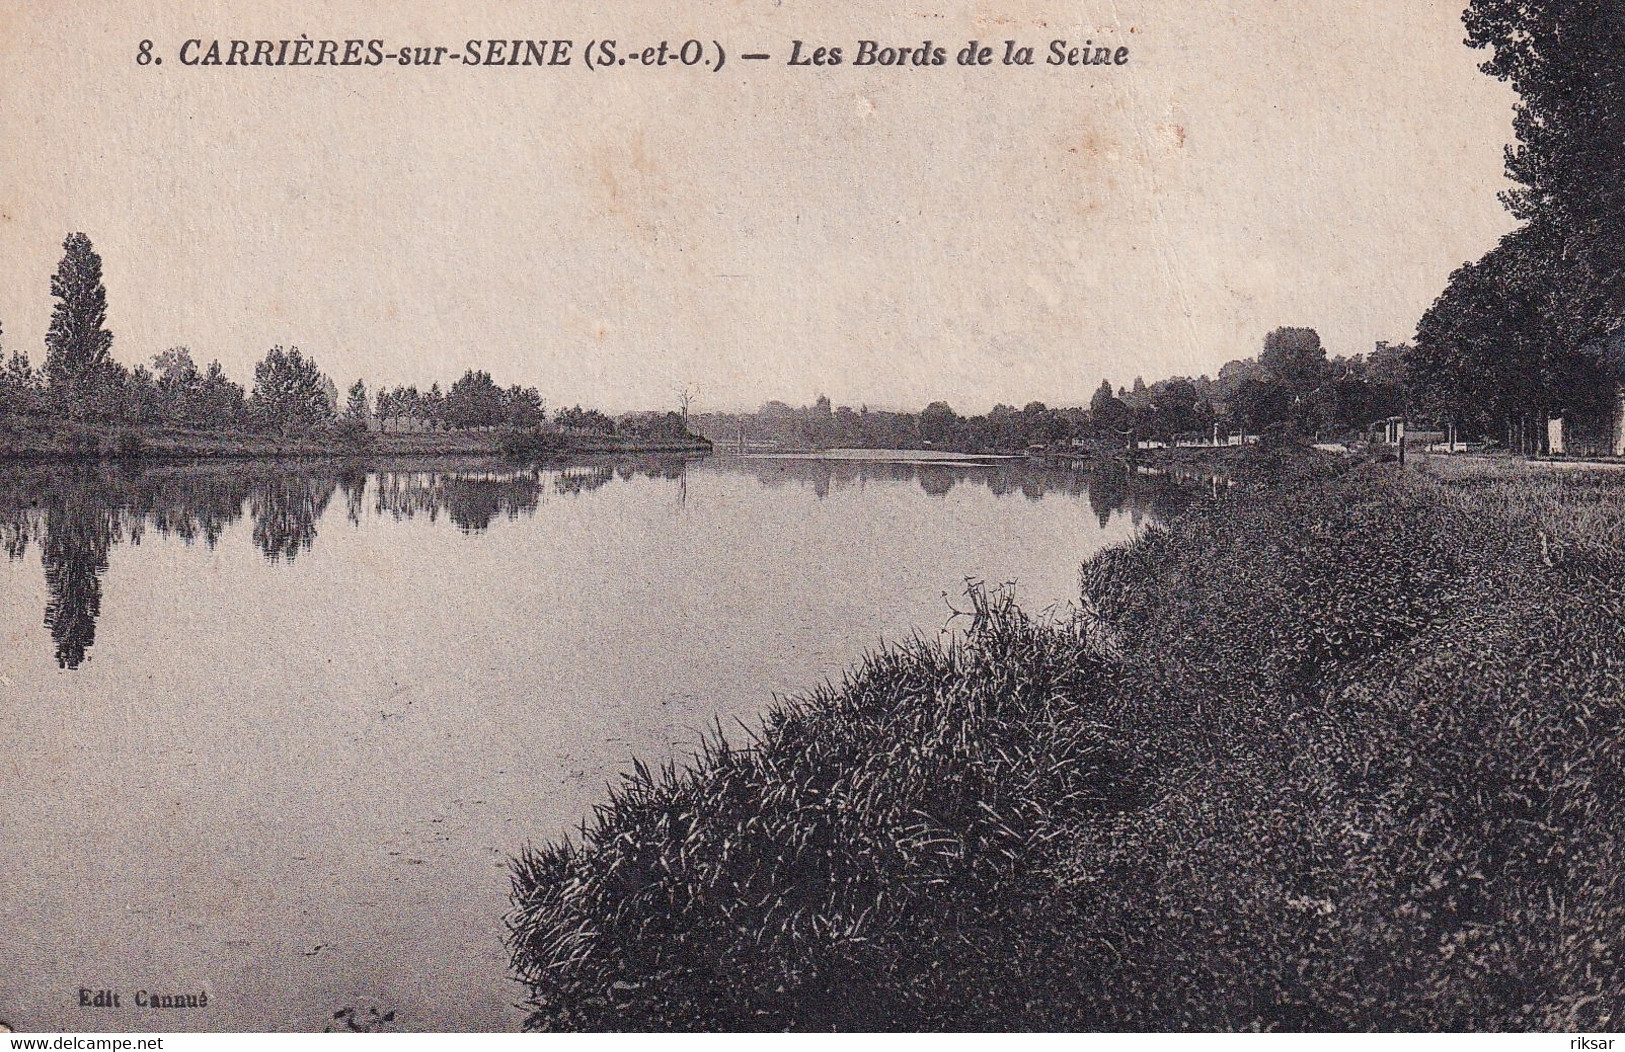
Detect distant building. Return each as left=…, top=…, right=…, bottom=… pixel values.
left=1372, top=417, right=1449, bottom=451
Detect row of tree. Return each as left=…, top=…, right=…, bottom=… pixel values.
left=1090, top=328, right=1410, bottom=441
left=371, top=370, right=545, bottom=432
left=693, top=328, right=1414, bottom=454
left=0, top=233, right=640, bottom=440
left=3, top=227, right=1513, bottom=458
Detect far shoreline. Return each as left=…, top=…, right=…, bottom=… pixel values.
left=0, top=420, right=714, bottom=463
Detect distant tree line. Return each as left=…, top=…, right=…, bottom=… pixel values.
left=693, top=329, right=1413, bottom=455
left=0, top=232, right=653, bottom=443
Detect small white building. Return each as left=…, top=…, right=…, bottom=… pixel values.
left=1546, top=386, right=1625, bottom=457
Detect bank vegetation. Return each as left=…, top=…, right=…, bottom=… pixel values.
left=508, top=450, right=1625, bottom=1030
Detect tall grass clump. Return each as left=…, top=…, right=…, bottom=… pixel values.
left=510, top=450, right=1625, bottom=1031
left=509, top=585, right=1132, bottom=1030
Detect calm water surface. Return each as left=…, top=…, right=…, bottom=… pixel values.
left=0, top=453, right=1163, bottom=1031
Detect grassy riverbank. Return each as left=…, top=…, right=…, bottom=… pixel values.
left=0, top=417, right=711, bottom=460
left=507, top=449, right=1625, bottom=1031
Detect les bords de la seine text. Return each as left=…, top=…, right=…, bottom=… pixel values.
left=134, top=35, right=1131, bottom=71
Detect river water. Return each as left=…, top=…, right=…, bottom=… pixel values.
left=0, top=452, right=1161, bottom=1031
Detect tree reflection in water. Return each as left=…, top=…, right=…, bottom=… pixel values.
left=0, top=452, right=1181, bottom=670
left=1, top=506, right=37, bottom=562
left=555, top=466, right=615, bottom=498
left=0, top=466, right=251, bottom=669
left=250, top=474, right=338, bottom=562
left=372, top=469, right=545, bottom=533
left=726, top=455, right=1174, bottom=526
left=339, top=466, right=368, bottom=527
left=40, top=488, right=113, bottom=669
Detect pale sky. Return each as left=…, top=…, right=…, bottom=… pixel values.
left=0, top=0, right=1518, bottom=414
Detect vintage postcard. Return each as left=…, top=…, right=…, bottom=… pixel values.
left=2, top=0, right=1623, bottom=1037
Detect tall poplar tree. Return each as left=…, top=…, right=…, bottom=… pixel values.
left=43, top=233, right=114, bottom=389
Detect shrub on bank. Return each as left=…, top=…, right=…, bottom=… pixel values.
left=499, top=426, right=568, bottom=459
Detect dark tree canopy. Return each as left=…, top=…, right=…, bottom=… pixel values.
left=1090, top=380, right=1129, bottom=431
left=1412, top=200, right=1617, bottom=434
left=1260, top=327, right=1329, bottom=400
left=443, top=370, right=544, bottom=430
left=1231, top=377, right=1293, bottom=434
left=251, top=345, right=334, bottom=433
left=1401, top=3, right=1625, bottom=438
left=1466, top=0, right=1625, bottom=262
left=555, top=405, right=617, bottom=435
left=1465, top=0, right=1625, bottom=321
left=446, top=369, right=505, bottom=429
left=918, top=400, right=961, bottom=446
left=1413, top=227, right=1549, bottom=430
